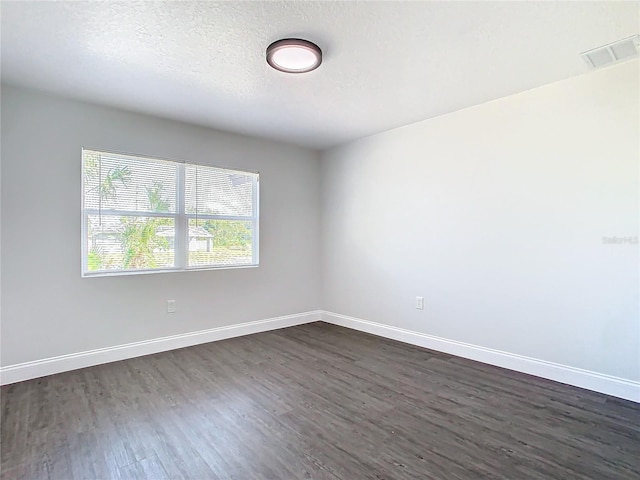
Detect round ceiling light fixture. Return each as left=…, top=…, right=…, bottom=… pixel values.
left=266, top=38, right=322, bottom=73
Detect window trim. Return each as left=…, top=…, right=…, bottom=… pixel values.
left=81, top=148, right=259, bottom=277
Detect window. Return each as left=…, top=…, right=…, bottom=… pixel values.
left=82, top=149, right=259, bottom=276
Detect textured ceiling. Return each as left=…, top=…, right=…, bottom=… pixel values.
left=1, top=1, right=638, bottom=149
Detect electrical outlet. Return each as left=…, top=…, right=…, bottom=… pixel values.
left=415, top=296, right=424, bottom=310
left=167, top=300, right=176, bottom=313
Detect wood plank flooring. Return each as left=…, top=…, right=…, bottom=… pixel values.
left=1, top=322, right=639, bottom=479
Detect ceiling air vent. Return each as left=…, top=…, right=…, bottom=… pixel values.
left=581, top=34, right=640, bottom=68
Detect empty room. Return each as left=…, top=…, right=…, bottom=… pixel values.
left=1, top=1, right=639, bottom=479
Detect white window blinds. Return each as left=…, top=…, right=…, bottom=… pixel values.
left=82, top=149, right=259, bottom=276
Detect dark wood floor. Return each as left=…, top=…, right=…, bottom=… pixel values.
left=1, top=322, right=639, bottom=479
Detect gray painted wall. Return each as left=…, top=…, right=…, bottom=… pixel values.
left=2, top=60, right=638, bottom=385
left=321, top=61, right=639, bottom=381
left=1, top=85, right=321, bottom=366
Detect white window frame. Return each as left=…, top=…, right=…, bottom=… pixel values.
left=81, top=149, right=259, bottom=277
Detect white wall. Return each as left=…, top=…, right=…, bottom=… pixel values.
left=1, top=85, right=321, bottom=366
left=321, top=61, right=639, bottom=382
left=2, top=60, right=639, bottom=393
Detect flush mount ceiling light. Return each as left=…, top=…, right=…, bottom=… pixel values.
left=266, top=38, right=322, bottom=73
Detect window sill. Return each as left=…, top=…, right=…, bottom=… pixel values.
left=82, top=264, right=259, bottom=278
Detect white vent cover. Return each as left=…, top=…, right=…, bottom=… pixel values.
left=581, top=34, right=640, bottom=68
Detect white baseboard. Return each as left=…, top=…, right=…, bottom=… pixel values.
left=321, top=311, right=640, bottom=403
left=4, top=310, right=637, bottom=403
left=0, top=311, right=321, bottom=386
